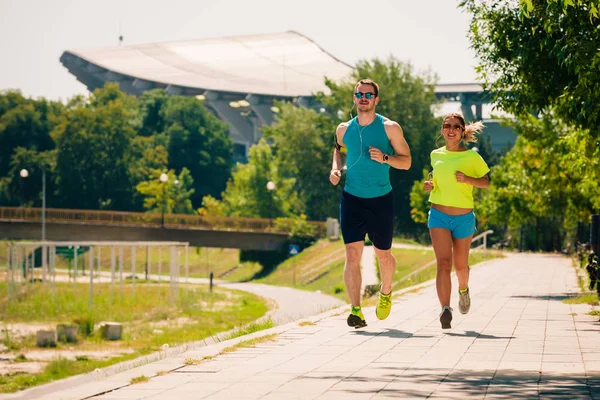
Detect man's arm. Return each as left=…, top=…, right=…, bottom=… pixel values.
left=383, top=120, right=411, bottom=170
left=330, top=123, right=348, bottom=186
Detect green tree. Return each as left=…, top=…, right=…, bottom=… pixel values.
left=128, top=136, right=169, bottom=210
left=460, top=0, right=600, bottom=136
left=138, top=89, right=170, bottom=138
left=1, top=148, right=56, bottom=207
left=162, top=96, right=233, bottom=206
left=409, top=169, right=431, bottom=226
left=0, top=90, right=63, bottom=192
left=136, top=168, right=195, bottom=215
left=262, top=102, right=340, bottom=220
left=477, top=113, right=598, bottom=251
left=201, top=139, right=298, bottom=219
left=53, top=84, right=139, bottom=210
left=319, top=57, right=440, bottom=235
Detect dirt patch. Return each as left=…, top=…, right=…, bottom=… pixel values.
left=1, top=361, right=45, bottom=375
left=199, top=300, right=230, bottom=311
left=150, top=317, right=192, bottom=328
left=0, top=347, right=136, bottom=375
left=22, top=348, right=134, bottom=362
left=1, top=322, right=56, bottom=339
left=0, top=322, right=136, bottom=376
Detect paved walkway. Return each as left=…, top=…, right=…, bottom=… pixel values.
left=4, top=253, right=600, bottom=399
left=219, top=282, right=345, bottom=325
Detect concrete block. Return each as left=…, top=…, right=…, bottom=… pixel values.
left=36, top=330, right=56, bottom=348
left=57, top=324, right=78, bottom=343
left=100, top=322, right=122, bottom=341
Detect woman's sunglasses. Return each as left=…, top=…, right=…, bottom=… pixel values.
left=355, top=92, right=376, bottom=99
left=442, top=123, right=463, bottom=131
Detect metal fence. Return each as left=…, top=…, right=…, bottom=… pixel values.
left=3, top=241, right=189, bottom=308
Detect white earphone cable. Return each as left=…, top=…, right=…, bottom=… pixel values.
left=345, top=124, right=365, bottom=172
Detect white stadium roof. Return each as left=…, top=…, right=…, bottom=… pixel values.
left=61, top=31, right=354, bottom=97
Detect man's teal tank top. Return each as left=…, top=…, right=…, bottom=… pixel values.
left=343, top=114, right=393, bottom=198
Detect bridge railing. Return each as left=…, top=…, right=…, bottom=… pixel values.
left=472, top=230, right=494, bottom=257
left=0, top=207, right=326, bottom=236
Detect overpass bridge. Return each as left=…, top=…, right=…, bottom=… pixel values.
left=0, top=207, right=326, bottom=251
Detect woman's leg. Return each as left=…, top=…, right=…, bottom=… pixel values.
left=430, top=228, right=454, bottom=307
left=452, top=236, right=473, bottom=291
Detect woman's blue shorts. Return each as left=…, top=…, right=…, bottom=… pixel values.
left=428, top=207, right=476, bottom=239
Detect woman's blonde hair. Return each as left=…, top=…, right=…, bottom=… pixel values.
left=443, top=113, right=485, bottom=144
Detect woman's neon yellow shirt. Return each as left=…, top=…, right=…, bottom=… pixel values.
left=428, top=146, right=490, bottom=209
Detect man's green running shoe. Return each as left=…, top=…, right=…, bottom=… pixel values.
left=347, top=306, right=367, bottom=328
left=376, top=291, right=392, bottom=320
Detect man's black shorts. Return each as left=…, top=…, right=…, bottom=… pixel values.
left=340, top=190, right=394, bottom=250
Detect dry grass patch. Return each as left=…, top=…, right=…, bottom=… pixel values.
left=221, top=334, right=278, bottom=354
left=130, top=374, right=149, bottom=384
left=184, top=358, right=202, bottom=365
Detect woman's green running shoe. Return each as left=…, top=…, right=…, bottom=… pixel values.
left=347, top=306, right=367, bottom=328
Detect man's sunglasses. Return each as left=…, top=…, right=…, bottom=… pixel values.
left=355, top=92, right=376, bottom=99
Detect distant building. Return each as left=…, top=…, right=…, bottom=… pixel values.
left=61, top=31, right=516, bottom=157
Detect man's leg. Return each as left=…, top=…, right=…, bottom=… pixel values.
left=363, top=190, right=395, bottom=321
left=345, top=241, right=367, bottom=328
left=344, top=241, right=364, bottom=307
left=374, top=247, right=396, bottom=295
left=374, top=246, right=396, bottom=320
left=340, top=190, right=368, bottom=327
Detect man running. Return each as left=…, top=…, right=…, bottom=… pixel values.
left=329, top=79, right=411, bottom=328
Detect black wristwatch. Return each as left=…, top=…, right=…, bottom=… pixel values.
left=383, top=154, right=389, bottom=163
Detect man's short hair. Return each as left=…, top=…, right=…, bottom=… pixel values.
left=354, top=79, right=379, bottom=97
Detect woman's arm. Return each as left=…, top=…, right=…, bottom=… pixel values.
left=456, top=172, right=489, bottom=188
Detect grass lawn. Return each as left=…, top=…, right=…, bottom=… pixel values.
left=257, top=238, right=346, bottom=296
left=0, top=281, right=269, bottom=393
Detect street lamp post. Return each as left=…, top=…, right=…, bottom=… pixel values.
left=20, top=168, right=46, bottom=241
left=20, top=167, right=47, bottom=280
left=42, top=168, right=46, bottom=241
left=173, top=179, right=180, bottom=214
left=266, top=181, right=276, bottom=219
left=160, top=173, right=168, bottom=227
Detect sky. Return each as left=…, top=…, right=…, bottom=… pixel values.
left=0, top=0, right=479, bottom=102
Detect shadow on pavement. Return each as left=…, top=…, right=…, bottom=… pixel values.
left=445, top=330, right=515, bottom=339
left=351, top=329, right=435, bottom=339
left=298, top=369, right=597, bottom=398
left=510, top=294, right=575, bottom=301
